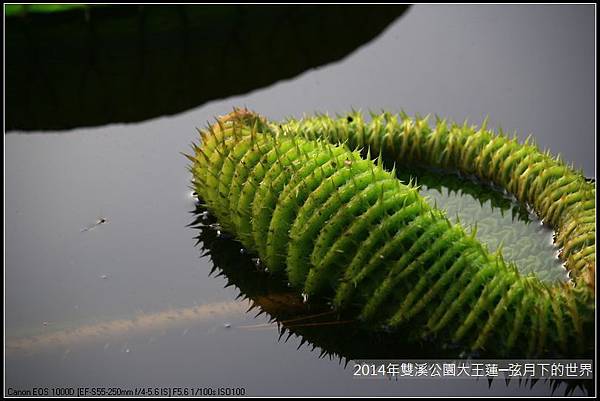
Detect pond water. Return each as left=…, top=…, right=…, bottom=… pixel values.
left=5, top=5, right=594, bottom=397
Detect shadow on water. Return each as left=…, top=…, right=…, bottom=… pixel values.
left=189, top=169, right=593, bottom=396
left=5, top=5, right=409, bottom=131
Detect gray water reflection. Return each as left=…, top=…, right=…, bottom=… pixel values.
left=5, top=4, right=594, bottom=397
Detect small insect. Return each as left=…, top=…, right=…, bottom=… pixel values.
left=80, top=217, right=108, bottom=232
